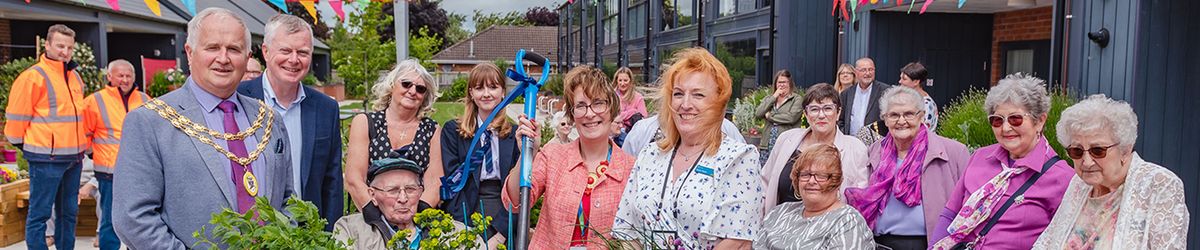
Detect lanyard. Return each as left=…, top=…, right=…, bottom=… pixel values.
left=658, top=144, right=702, bottom=219
left=573, top=144, right=613, bottom=245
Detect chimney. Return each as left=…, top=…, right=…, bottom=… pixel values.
left=469, top=40, right=475, bottom=58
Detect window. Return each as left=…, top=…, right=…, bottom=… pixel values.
left=720, top=0, right=759, bottom=17
left=663, top=0, right=694, bottom=30
left=1005, top=49, right=1034, bottom=76
left=715, top=37, right=758, bottom=90
left=628, top=2, right=646, bottom=39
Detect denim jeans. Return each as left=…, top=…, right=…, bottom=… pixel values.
left=96, top=173, right=120, bottom=250
left=24, top=151, right=82, bottom=250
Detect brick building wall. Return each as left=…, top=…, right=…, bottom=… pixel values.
left=0, top=18, right=10, bottom=62
left=991, top=6, right=1053, bottom=84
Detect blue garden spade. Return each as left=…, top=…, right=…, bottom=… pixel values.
left=439, top=49, right=549, bottom=250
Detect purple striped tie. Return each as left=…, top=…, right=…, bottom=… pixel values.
left=217, top=101, right=255, bottom=213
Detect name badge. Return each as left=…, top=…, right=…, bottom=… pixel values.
left=695, top=165, right=714, bottom=176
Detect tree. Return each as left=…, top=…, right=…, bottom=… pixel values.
left=327, top=1, right=396, bottom=99
left=444, top=13, right=471, bottom=46
left=524, top=7, right=559, bottom=26
left=380, top=0, right=450, bottom=50
left=472, top=10, right=529, bottom=32
left=409, top=27, right=442, bottom=69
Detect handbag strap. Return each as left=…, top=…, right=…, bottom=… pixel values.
left=977, top=156, right=1061, bottom=238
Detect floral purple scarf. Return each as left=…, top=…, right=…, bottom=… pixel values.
left=845, top=125, right=930, bottom=229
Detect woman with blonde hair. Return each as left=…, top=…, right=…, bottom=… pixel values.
left=346, top=59, right=442, bottom=209
left=436, top=62, right=539, bottom=249
left=835, top=63, right=856, bottom=93
left=613, top=48, right=763, bottom=249
left=614, top=67, right=647, bottom=129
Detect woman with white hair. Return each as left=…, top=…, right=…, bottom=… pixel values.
left=1032, top=95, right=1188, bottom=249
left=930, top=74, right=1074, bottom=249
left=844, top=87, right=970, bottom=249
left=346, top=59, right=442, bottom=209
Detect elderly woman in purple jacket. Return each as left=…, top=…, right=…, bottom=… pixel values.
left=844, top=87, right=971, bottom=250
left=930, top=74, right=1074, bottom=249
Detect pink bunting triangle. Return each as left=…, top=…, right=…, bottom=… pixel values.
left=921, top=0, right=935, bottom=13
left=105, top=0, right=120, bottom=11
left=329, top=0, right=345, bottom=21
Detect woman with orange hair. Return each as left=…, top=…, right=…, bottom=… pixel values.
left=612, top=48, right=764, bottom=249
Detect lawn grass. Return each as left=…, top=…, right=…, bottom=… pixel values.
left=430, top=102, right=465, bottom=124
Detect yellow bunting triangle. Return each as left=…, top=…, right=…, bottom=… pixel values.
left=300, top=0, right=317, bottom=22
left=144, top=0, right=161, bottom=16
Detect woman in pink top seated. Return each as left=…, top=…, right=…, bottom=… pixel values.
left=613, top=67, right=647, bottom=129
left=930, top=74, right=1074, bottom=249
left=502, top=65, right=636, bottom=249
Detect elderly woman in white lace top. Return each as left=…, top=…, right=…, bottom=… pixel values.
left=1033, top=95, right=1189, bottom=249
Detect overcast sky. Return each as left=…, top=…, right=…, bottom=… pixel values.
left=320, top=0, right=561, bottom=32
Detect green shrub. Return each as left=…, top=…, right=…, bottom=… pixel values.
left=936, top=88, right=1077, bottom=158
left=147, top=72, right=173, bottom=97
left=0, top=57, right=37, bottom=114
left=302, top=74, right=323, bottom=86
left=439, top=76, right=468, bottom=102
left=541, top=73, right=564, bottom=97
left=194, top=196, right=350, bottom=249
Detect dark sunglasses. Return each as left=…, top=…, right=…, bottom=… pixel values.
left=1066, top=144, right=1119, bottom=159
left=988, top=114, right=1030, bottom=127
left=400, top=80, right=427, bottom=94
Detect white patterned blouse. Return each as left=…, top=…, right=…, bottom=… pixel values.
left=612, top=136, right=764, bottom=249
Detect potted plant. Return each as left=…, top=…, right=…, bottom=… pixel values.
left=0, top=145, right=15, bottom=163
left=0, top=164, right=29, bottom=247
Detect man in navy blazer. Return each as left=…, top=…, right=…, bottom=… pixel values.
left=237, top=14, right=343, bottom=230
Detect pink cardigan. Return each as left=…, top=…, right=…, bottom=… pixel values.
left=865, top=133, right=971, bottom=243
left=761, top=128, right=869, bottom=214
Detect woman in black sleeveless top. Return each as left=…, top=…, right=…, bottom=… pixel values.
left=345, top=59, right=443, bottom=210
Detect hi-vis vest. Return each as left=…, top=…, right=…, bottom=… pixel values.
left=82, top=86, right=149, bottom=173
left=3, top=55, right=88, bottom=155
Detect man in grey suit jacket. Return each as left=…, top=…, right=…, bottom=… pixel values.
left=113, top=8, right=293, bottom=249
left=840, top=57, right=892, bottom=137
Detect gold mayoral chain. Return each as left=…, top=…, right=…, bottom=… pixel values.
left=143, top=98, right=273, bottom=196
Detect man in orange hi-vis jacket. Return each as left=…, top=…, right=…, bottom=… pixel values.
left=80, top=59, right=148, bottom=250
left=3, top=24, right=89, bottom=249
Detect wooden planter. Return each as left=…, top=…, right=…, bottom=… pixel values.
left=313, top=84, right=346, bottom=102
left=0, top=179, right=29, bottom=247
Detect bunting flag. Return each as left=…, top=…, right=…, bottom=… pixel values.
left=329, top=0, right=346, bottom=21
left=921, top=0, right=935, bottom=13
left=144, top=0, right=161, bottom=16
left=959, top=0, right=967, bottom=8
left=299, top=0, right=317, bottom=22
left=269, top=0, right=290, bottom=14
left=105, top=0, right=120, bottom=11
left=181, top=0, right=196, bottom=14
left=871, top=0, right=879, bottom=4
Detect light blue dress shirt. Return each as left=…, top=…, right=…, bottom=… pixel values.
left=261, top=75, right=306, bottom=195
left=186, top=79, right=268, bottom=209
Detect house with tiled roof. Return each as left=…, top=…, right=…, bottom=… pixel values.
left=430, top=25, right=558, bottom=86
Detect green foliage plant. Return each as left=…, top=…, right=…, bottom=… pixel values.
left=0, top=57, right=38, bottom=113
left=194, top=196, right=350, bottom=250
left=385, top=209, right=505, bottom=250
left=439, top=76, right=468, bottom=102
left=936, top=88, right=1077, bottom=158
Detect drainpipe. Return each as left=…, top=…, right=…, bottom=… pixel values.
left=1049, top=0, right=1069, bottom=90
left=618, top=0, right=628, bottom=67
left=595, top=0, right=605, bottom=66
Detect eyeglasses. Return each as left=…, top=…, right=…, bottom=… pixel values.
left=370, top=185, right=423, bottom=199
left=838, top=71, right=854, bottom=76
left=797, top=172, right=839, bottom=182
left=855, top=67, right=875, bottom=73
left=400, top=80, right=428, bottom=94
left=1066, top=144, right=1119, bottom=159
left=573, top=100, right=611, bottom=116
left=805, top=104, right=838, bottom=116
left=988, top=113, right=1031, bottom=127
left=883, top=111, right=923, bottom=122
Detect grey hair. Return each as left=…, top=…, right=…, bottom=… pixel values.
left=1056, top=94, right=1138, bottom=149
left=879, top=86, right=924, bottom=116
left=370, top=59, right=439, bottom=113
left=186, top=8, right=251, bottom=53
left=106, top=59, right=134, bottom=74
left=264, top=14, right=313, bottom=47
left=985, top=73, right=1051, bottom=119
